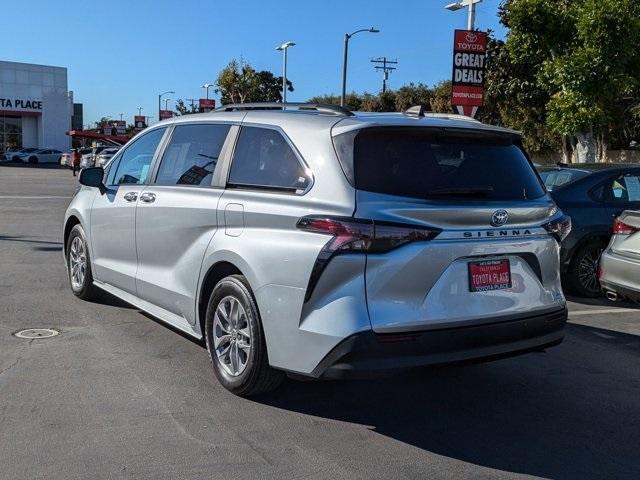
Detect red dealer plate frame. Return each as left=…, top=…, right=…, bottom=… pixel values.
left=468, top=259, right=512, bottom=292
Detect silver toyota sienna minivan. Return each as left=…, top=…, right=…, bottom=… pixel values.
left=64, top=103, right=570, bottom=396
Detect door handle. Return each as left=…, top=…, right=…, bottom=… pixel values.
left=139, top=192, right=156, bottom=203
left=123, top=192, right=138, bottom=202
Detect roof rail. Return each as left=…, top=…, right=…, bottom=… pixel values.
left=216, top=102, right=354, bottom=116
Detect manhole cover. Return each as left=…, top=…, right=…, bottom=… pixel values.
left=13, top=328, right=59, bottom=339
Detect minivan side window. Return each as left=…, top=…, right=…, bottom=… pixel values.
left=111, top=128, right=165, bottom=185
left=154, top=124, right=230, bottom=186
left=228, top=126, right=310, bottom=192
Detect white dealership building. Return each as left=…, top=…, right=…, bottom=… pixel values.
left=0, top=60, right=72, bottom=153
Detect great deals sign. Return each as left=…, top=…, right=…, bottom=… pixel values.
left=451, top=29, right=487, bottom=118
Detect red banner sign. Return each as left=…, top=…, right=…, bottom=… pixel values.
left=199, top=98, right=215, bottom=112
left=159, top=109, right=173, bottom=120
left=134, top=115, right=146, bottom=131
left=451, top=29, right=487, bottom=118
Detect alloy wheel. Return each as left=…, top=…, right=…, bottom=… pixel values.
left=577, top=246, right=603, bottom=293
left=69, top=236, right=87, bottom=289
left=213, top=295, right=252, bottom=377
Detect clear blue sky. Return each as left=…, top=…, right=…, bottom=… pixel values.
left=3, top=0, right=506, bottom=125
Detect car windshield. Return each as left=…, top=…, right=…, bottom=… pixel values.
left=333, top=127, right=546, bottom=201
left=538, top=169, right=590, bottom=191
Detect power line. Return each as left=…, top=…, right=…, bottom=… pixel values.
left=370, top=57, right=398, bottom=93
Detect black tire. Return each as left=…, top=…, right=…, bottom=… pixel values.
left=204, top=275, right=284, bottom=396
left=66, top=224, right=101, bottom=300
left=28, top=156, right=38, bottom=164
left=564, top=240, right=606, bottom=297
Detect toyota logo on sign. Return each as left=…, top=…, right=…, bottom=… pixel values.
left=491, top=210, right=509, bottom=227
left=465, top=32, right=478, bottom=43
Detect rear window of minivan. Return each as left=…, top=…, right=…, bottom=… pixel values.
left=333, top=127, right=545, bottom=201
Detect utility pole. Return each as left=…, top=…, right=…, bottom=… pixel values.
left=370, top=57, right=398, bottom=93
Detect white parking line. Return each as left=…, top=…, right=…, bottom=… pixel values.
left=0, top=195, right=72, bottom=199
left=570, top=308, right=639, bottom=316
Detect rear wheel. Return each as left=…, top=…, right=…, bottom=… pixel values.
left=204, top=275, right=283, bottom=396
left=565, top=240, right=606, bottom=297
left=28, top=156, right=38, bottom=164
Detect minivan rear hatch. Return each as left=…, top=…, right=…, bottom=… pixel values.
left=333, top=126, right=562, bottom=332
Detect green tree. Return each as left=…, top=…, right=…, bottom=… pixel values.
left=394, top=83, right=432, bottom=112
left=501, top=0, right=640, bottom=162
left=215, top=59, right=293, bottom=105
left=482, top=34, right=558, bottom=153
left=430, top=81, right=453, bottom=113
left=174, top=99, right=199, bottom=115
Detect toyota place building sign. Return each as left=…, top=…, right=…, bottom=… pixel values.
left=0, top=98, right=43, bottom=112
left=451, top=29, right=487, bottom=118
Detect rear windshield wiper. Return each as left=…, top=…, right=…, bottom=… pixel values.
left=425, top=186, right=494, bottom=197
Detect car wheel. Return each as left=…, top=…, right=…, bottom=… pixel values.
left=28, top=156, right=38, bottom=164
left=66, top=225, right=100, bottom=300
left=205, top=275, right=284, bottom=396
left=565, top=240, right=606, bottom=297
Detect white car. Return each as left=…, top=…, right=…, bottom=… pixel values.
left=80, top=146, right=114, bottom=169
left=17, top=148, right=62, bottom=164
left=94, top=147, right=119, bottom=167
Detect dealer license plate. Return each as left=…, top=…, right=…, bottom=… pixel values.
left=468, top=259, right=512, bottom=292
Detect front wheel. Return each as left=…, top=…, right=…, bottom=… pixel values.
left=205, top=275, right=284, bottom=396
left=565, top=241, right=606, bottom=297
left=28, top=156, right=38, bottom=164
left=66, top=225, right=100, bottom=300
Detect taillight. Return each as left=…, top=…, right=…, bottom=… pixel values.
left=297, top=215, right=440, bottom=301
left=543, top=215, right=572, bottom=242
left=612, top=217, right=639, bottom=235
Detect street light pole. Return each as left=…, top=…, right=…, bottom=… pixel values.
left=137, top=106, right=143, bottom=115
left=340, top=27, right=379, bottom=107
left=445, top=0, right=482, bottom=30
left=202, top=83, right=213, bottom=100
left=276, top=42, right=295, bottom=105
left=158, top=90, right=174, bottom=121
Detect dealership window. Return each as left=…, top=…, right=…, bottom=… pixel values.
left=0, top=115, right=22, bottom=153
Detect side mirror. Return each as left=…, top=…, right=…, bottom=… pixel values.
left=79, top=166, right=106, bottom=194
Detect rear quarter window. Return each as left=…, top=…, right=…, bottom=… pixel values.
left=334, top=127, right=545, bottom=201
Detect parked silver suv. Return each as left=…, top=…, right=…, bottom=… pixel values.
left=64, top=103, right=570, bottom=396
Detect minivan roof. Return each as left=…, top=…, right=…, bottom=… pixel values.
left=153, top=103, right=521, bottom=137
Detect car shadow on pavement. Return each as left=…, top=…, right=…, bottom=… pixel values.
left=0, top=235, right=63, bottom=246
left=0, top=162, right=63, bottom=169
left=257, top=323, right=640, bottom=480
left=566, top=294, right=638, bottom=309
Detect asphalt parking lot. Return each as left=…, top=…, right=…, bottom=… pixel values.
left=1, top=164, right=639, bottom=480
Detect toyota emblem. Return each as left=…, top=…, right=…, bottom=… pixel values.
left=491, top=210, right=509, bottom=227
left=465, top=32, right=478, bottom=43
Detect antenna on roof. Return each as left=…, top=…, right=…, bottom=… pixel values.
left=403, top=105, right=428, bottom=117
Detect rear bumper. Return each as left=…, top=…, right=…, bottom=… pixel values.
left=314, top=307, right=567, bottom=378
left=600, top=250, right=640, bottom=301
